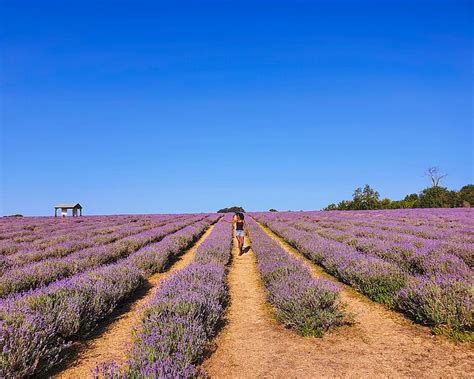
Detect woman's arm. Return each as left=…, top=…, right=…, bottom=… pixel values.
left=222, top=216, right=236, bottom=224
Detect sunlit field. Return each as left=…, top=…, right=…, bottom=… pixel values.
left=0, top=209, right=472, bottom=377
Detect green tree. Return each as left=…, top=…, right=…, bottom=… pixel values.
left=217, top=206, right=245, bottom=213
left=399, top=193, right=420, bottom=208
left=458, top=185, right=474, bottom=206
left=380, top=198, right=392, bottom=209
left=419, top=187, right=460, bottom=208
left=337, top=200, right=350, bottom=210
left=269, top=208, right=278, bottom=212
left=350, top=185, right=381, bottom=210
left=323, top=181, right=473, bottom=211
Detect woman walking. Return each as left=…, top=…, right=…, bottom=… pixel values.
left=226, top=212, right=248, bottom=255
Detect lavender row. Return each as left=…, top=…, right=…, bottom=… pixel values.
left=0, top=215, right=179, bottom=256
left=0, top=215, right=139, bottom=242
left=253, top=216, right=406, bottom=304
left=95, top=218, right=233, bottom=378
left=0, top=214, right=182, bottom=247
left=315, top=224, right=473, bottom=268
left=0, top=219, right=137, bottom=255
left=0, top=215, right=184, bottom=269
left=253, top=214, right=472, bottom=333
left=268, top=218, right=472, bottom=277
left=290, top=210, right=474, bottom=242
left=262, top=210, right=473, bottom=243
left=0, top=217, right=92, bottom=240
left=296, top=216, right=473, bottom=255
left=247, top=218, right=349, bottom=336
left=0, top=215, right=207, bottom=298
left=0, top=216, right=219, bottom=377
left=293, top=218, right=474, bottom=266
left=0, top=219, right=154, bottom=263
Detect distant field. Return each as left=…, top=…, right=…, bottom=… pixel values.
left=0, top=209, right=472, bottom=377
left=252, top=209, right=473, bottom=331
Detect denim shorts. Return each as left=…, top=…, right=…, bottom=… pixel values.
left=235, top=230, right=245, bottom=237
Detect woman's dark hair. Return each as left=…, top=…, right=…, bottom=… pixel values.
left=236, top=212, right=244, bottom=220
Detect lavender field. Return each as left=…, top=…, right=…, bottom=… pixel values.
left=252, top=209, right=473, bottom=335
left=0, top=214, right=220, bottom=377
left=0, top=209, right=472, bottom=378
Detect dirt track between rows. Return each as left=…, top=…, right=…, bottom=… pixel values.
left=203, top=222, right=473, bottom=378
left=53, top=223, right=217, bottom=379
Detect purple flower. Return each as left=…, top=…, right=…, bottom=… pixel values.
left=95, top=218, right=233, bottom=378
left=0, top=215, right=218, bottom=377
left=247, top=217, right=349, bottom=336
left=251, top=208, right=473, bottom=332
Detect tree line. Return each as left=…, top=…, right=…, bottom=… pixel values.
left=324, top=168, right=473, bottom=211
left=217, top=206, right=245, bottom=213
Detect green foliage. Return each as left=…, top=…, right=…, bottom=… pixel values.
left=337, top=200, right=350, bottom=210
left=402, top=193, right=420, bottom=208
left=380, top=198, right=392, bottom=209
left=458, top=184, right=474, bottom=206
left=389, top=194, right=420, bottom=209
left=269, top=209, right=278, bottom=212
left=432, top=326, right=474, bottom=342
left=324, top=185, right=382, bottom=211
left=217, top=206, right=245, bottom=213
left=323, top=204, right=338, bottom=211
left=323, top=183, right=471, bottom=211
left=4, top=214, right=23, bottom=218
left=419, top=186, right=460, bottom=208
left=349, top=185, right=381, bottom=210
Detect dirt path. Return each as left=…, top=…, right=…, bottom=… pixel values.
left=203, top=233, right=335, bottom=377
left=249, top=220, right=473, bottom=377
left=54, top=224, right=217, bottom=379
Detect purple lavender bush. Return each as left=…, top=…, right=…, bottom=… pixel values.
left=252, top=209, right=473, bottom=335
left=95, top=219, right=233, bottom=379
left=254, top=217, right=406, bottom=305
left=247, top=217, right=349, bottom=337
left=0, top=215, right=206, bottom=298
left=0, top=264, right=144, bottom=378
left=193, top=220, right=233, bottom=267
left=0, top=216, right=217, bottom=377
left=396, top=274, right=473, bottom=335
left=126, top=263, right=228, bottom=378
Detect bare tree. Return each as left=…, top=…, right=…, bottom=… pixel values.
left=426, top=167, right=447, bottom=187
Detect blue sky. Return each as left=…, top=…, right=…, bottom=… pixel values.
left=1, top=0, right=472, bottom=215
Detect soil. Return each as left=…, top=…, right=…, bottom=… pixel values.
left=202, top=223, right=473, bottom=378
left=53, top=223, right=217, bottom=379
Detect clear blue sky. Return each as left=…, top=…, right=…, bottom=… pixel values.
left=1, top=0, right=472, bottom=216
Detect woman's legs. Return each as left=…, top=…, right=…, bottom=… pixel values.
left=236, top=235, right=244, bottom=253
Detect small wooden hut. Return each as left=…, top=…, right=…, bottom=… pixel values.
left=54, top=203, right=83, bottom=217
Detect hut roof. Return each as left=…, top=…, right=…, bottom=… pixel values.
left=54, top=203, right=82, bottom=209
